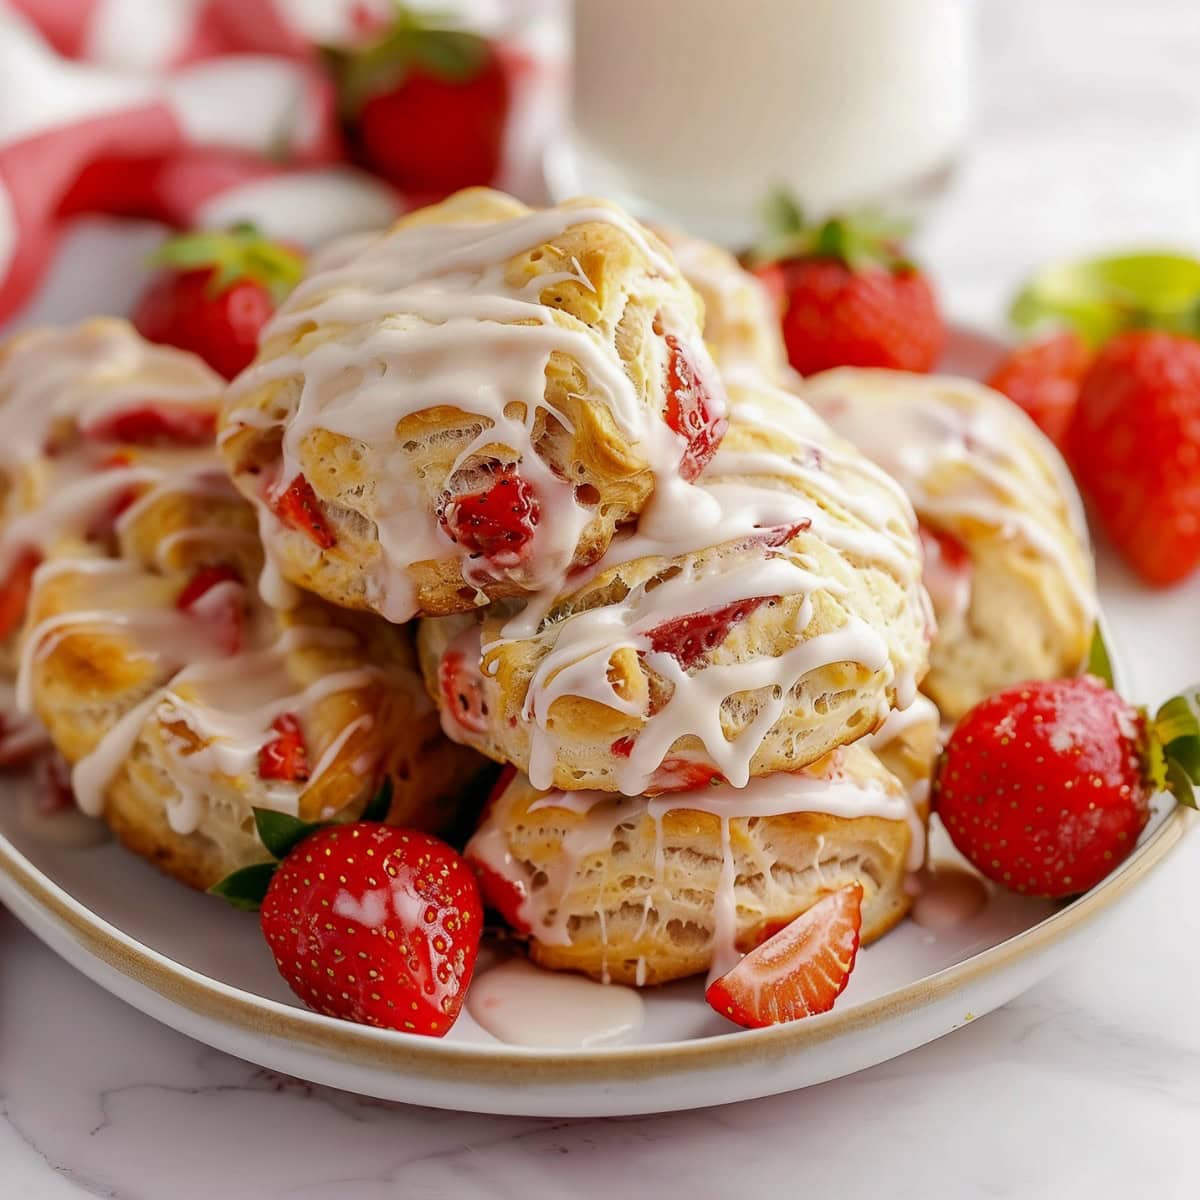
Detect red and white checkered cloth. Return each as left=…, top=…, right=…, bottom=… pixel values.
left=0, top=0, right=403, bottom=323
left=0, top=0, right=565, bottom=325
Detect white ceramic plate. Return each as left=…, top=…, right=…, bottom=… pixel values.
left=0, top=233, right=1195, bottom=1117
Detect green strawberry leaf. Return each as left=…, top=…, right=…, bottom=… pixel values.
left=207, top=861, right=277, bottom=911
left=1086, top=624, right=1115, bottom=688
left=749, top=191, right=912, bottom=273
left=360, top=776, right=394, bottom=823
left=253, top=808, right=323, bottom=860
left=1163, top=757, right=1198, bottom=809
left=151, top=225, right=305, bottom=305
left=1010, top=251, right=1200, bottom=347
left=762, top=188, right=807, bottom=241
left=332, top=3, right=490, bottom=115
left=1154, top=693, right=1200, bottom=745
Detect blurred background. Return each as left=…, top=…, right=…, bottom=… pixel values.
left=4, top=0, right=1199, bottom=336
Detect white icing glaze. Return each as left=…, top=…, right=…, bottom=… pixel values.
left=478, top=379, right=926, bottom=796
left=466, top=957, right=644, bottom=1048
left=0, top=322, right=220, bottom=475
left=807, top=372, right=1095, bottom=624
left=224, top=200, right=726, bottom=622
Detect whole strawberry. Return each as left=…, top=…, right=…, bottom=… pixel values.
left=986, top=329, right=1091, bottom=449
left=212, top=790, right=482, bottom=1036
left=133, top=224, right=305, bottom=380
left=1066, top=330, right=1200, bottom=586
left=934, top=659, right=1199, bottom=898
left=749, top=191, right=944, bottom=376
left=334, top=5, right=511, bottom=194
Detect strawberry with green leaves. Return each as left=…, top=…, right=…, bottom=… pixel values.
left=748, top=191, right=944, bottom=376
left=212, top=781, right=483, bottom=1036
left=934, top=633, right=1200, bottom=899
left=332, top=4, right=511, bottom=195
left=1006, top=251, right=1200, bottom=584
left=132, top=223, right=306, bottom=380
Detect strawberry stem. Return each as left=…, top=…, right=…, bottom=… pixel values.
left=748, top=188, right=913, bottom=272
left=332, top=2, right=490, bottom=115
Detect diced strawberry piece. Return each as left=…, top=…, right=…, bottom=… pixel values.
left=706, top=883, right=864, bottom=1028
left=644, top=757, right=726, bottom=794
left=270, top=474, right=337, bottom=550
left=664, top=334, right=727, bottom=480
left=259, top=713, right=311, bottom=783
left=0, top=712, right=50, bottom=768
left=468, top=854, right=531, bottom=934
left=438, top=648, right=489, bottom=735
left=32, top=752, right=75, bottom=815
left=645, top=597, right=769, bottom=671
left=80, top=405, right=217, bottom=446
left=610, top=736, right=635, bottom=758
left=439, top=464, right=539, bottom=567
left=917, top=524, right=973, bottom=621
left=177, top=564, right=244, bottom=656
left=0, top=548, right=42, bottom=641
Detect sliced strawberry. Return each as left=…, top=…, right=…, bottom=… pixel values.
left=259, top=713, right=311, bottom=783
left=645, top=597, right=769, bottom=671
left=706, top=883, right=864, bottom=1028
left=438, top=648, right=488, bottom=735
left=270, top=474, right=337, bottom=550
left=644, top=756, right=725, bottom=794
left=0, top=548, right=42, bottom=641
left=177, top=564, right=244, bottom=656
left=664, top=334, right=727, bottom=480
left=80, top=405, right=217, bottom=446
left=439, top=463, right=539, bottom=567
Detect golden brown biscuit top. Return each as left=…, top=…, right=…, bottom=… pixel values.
left=221, top=188, right=729, bottom=620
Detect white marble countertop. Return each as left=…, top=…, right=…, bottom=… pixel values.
left=5, top=1, right=1200, bottom=1196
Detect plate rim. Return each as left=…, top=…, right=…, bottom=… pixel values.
left=0, top=803, right=1190, bottom=1086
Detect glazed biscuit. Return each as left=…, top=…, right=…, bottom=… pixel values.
left=804, top=369, right=1096, bottom=720
left=419, top=376, right=931, bottom=794
left=220, top=188, right=729, bottom=622
left=467, top=739, right=929, bottom=986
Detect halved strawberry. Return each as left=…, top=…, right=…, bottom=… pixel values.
left=259, top=713, right=311, bottom=782
left=664, top=334, right=727, bottom=480
left=645, top=597, right=769, bottom=671
left=0, top=548, right=42, bottom=641
left=270, top=474, right=337, bottom=550
left=438, top=463, right=539, bottom=567
left=438, top=648, right=488, bottom=735
left=177, top=563, right=245, bottom=656
left=80, top=405, right=217, bottom=446
left=705, top=882, right=863, bottom=1028
left=917, top=524, right=973, bottom=620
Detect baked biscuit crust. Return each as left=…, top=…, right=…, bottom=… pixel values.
left=805, top=368, right=1096, bottom=719
left=220, top=188, right=728, bottom=622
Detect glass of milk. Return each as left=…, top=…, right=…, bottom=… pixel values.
left=550, top=0, right=973, bottom=245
